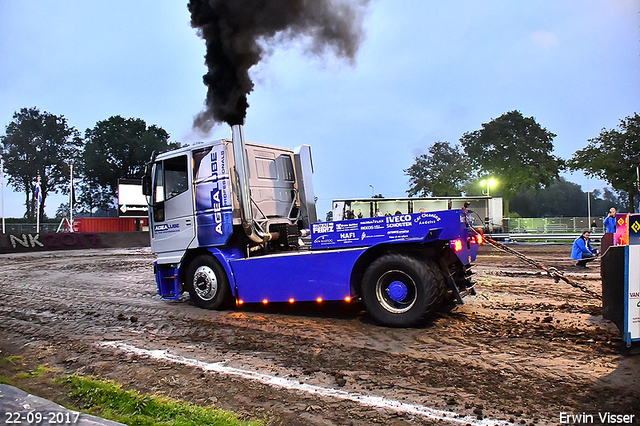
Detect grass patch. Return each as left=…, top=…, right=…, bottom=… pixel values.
left=61, top=375, right=262, bottom=426
left=0, top=355, right=23, bottom=365
left=16, top=365, right=51, bottom=379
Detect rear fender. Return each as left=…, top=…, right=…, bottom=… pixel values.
left=349, top=241, right=443, bottom=298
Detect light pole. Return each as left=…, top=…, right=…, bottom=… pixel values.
left=69, top=161, right=74, bottom=232
left=586, top=178, right=591, bottom=232
left=480, top=178, right=496, bottom=196
left=587, top=191, right=592, bottom=231
left=480, top=178, right=496, bottom=229
left=369, top=184, right=374, bottom=198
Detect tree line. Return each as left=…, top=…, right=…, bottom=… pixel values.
left=1, top=107, right=638, bottom=220
left=0, top=107, right=180, bottom=220
left=405, top=110, right=640, bottom=216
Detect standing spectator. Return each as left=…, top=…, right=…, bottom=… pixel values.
left=603, top=207, right=617, bottom=233
left=571, top=230, right=598, bottom=268
left=601, top=207, right=617, bottom=254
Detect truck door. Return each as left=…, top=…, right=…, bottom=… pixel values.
left=151, top=154, right=196, bottom=254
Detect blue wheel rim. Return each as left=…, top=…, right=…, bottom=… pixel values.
left=388, top=281, right=408, bottom=302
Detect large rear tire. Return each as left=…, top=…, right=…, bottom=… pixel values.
left=186, top=255, right=232, bottom=310
left=361, top=253, right=444, bottom=327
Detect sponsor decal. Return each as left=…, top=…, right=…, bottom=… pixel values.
left=386, top=215, right=412, bottom=228
left=313, top=234, right=334, bottom=245
left=336, top=222, right=359, bottom=231
left=338, top=231, right=359, bottom=244
left=414, top=213, right=442, bottom=225
left=361, top=225, right=384, bottom=230
left=208, top=149, right=230, bottom=236
left=313, top=223, right=335, bottom=233
left=388, top=229, right=410, bottom=235
left=154, top=223, right=180, bottom=233
left=360, top=218, right=385, bottom=226
left=361, top=232, right=385, bottom=241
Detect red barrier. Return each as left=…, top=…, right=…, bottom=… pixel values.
left=72, top=218, right=148, bottom=233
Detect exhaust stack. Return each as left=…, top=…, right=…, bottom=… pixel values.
left=231, top=125, right=277, bottom=243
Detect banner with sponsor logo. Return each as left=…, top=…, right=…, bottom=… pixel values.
left=311, top=211, right=464, bottom=250
left=118, top=179, right=149, bottom=218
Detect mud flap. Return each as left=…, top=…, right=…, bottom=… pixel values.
left=439, top=258, right=464, bottom=305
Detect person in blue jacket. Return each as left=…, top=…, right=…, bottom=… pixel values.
left=571, top=230, right=599, bottom=268
left=603, top=207, right=617, bottom=233
left=601, top=207, right=617, bottom=254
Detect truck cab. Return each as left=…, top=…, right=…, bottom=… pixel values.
left=143, top=125, right=481, bottom=327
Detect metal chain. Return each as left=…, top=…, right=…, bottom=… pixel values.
left=478, top=233, right=602, bottom=301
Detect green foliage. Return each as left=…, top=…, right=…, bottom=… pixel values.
left=460, top=110, right=563, bottom=212
left=0, top=356, right=23, bottom=365
left=0, top=107, right=82, bottom=220
left=405, top=141, right=470, bottom=196
left=16, top=365, right=51, bottom=379
left=54, top=202, right=83, bottom=219
left=509, top=177, right=621, bottom=217
left=62, top=375, right=261, bottom=426
left=81, top=116, right=180, bottom=211
left=567, top=113, right=640, bottom=212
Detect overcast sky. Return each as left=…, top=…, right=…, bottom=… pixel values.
left=1, top=0, right=638, bottom=219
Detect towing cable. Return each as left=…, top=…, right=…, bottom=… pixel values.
left=472, top=229, right=602, bottom=301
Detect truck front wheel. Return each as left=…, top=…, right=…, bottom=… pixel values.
left=361, top=253, right=444, bottom=327
left=186, top=255, right=232, bottom=310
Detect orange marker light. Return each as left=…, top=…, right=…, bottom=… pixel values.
left=344, top=296, right=351, bottom=303
left=476, top=234, right=484, bottom=245
left=453, top=239, right=463, bottom=252
left=262, top=299, right=269, bottom=305
left=237, top=299, right=244, bottom=305
left=289, top=298, right=295, bottom=304
left=316, top=297, right=323, bottom=303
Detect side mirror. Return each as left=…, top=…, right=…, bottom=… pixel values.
left=141, top=173, right=152, bottom=197
left=141, top=152, right=156, bottom=198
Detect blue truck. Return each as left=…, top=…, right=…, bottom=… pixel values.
left=142, top=125, right=481, bottom=327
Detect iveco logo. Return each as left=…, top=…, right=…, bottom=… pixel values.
left=386, top=215, right=411, bottom=223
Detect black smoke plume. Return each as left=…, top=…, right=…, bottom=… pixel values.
left=188, top=0, right=369, bottom=131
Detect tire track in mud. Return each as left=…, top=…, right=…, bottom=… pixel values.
left=0, top=247, right=633, bottom=425
left=0, top=285, right=608, bottom=416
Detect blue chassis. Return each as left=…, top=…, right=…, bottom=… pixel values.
left=155, top=210, right=479, bottom=304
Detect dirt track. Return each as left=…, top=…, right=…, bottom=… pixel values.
left=0, top=244, right=639, bottom=425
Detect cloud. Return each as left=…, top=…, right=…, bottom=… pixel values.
left=530, top=30, right=559, bottom=48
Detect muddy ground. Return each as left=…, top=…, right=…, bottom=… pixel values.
left=0, top=243, right=639, bottom=425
